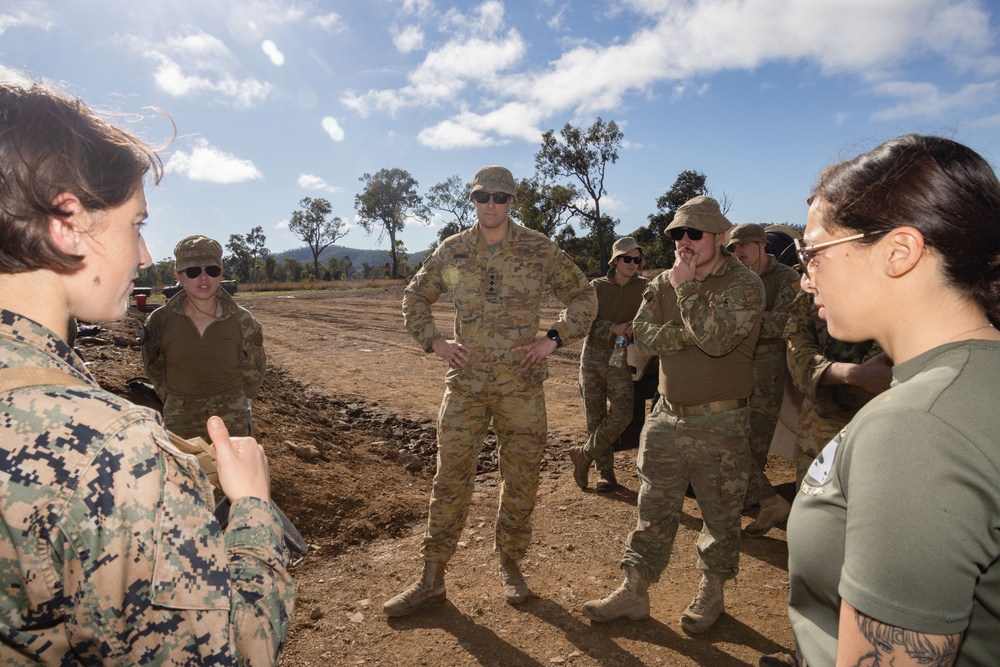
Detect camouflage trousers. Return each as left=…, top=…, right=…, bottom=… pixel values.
left=744, top=343, right=788, bottom=507
left=163, top=389, right=253, bottom=441
left=622, top=399, right=750, bottom=583
left=420, top=382, right=547, bottom=563
left=578, top=344, right=634, bottom=473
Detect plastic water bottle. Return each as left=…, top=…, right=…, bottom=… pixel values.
left=609, top=335, right=628, bottom=367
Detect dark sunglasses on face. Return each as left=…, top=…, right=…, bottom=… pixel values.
left=184, top=265, right=223, bottom=279
left=669, top=227, right=704, bottom=242
left=619, top=256, right=641, bottom=264
left=472, top=191, right=511, bottom=205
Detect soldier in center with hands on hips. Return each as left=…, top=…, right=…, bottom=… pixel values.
left=385, top=165, right=597, bottom=617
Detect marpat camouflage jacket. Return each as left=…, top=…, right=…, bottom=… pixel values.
left=0, top=310, right=293, bottom=666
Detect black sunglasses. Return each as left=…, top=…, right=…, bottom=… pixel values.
left=472, top=191, right=511, bottom=205
left=618, top=256, right=641, bottom=264
left=669, top=227, right=704, bottom=242
left=184, top=265, right=223, bottom=279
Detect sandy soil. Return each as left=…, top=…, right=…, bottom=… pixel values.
left=86, top=284, right=796, bottom=667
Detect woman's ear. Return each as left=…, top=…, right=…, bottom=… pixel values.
left=47, top=192, right=86, bottom=254
left=884, top=226, right=925, bottom=278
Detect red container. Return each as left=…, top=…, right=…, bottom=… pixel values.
left=136, top=294, right=147, bottom=308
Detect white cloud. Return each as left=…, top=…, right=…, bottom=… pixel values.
left=400, top=0, right=433, bottom=16
left=276, top=218, right=290, bottom=229
left=165, top=138, right=263, bottom=184
left=392, top=25, right=424, bottom=53
left=346, top=0, right=1000, bottom=149
left=547, top=4, right=569, bottom=31
left=341, top=29, right=526, bottom=116
left=297, top=173, right=343, bottom=193
left=442, top=0, right=504, bottom=35
left=313, top=11, right=343, bottom=31
left=418, top=103, right=543, bottom=149
left=0, top=2, right=52, bottom=34
left=870, top=80, right=1000, bottom=121
left=135, top=29, right=273, bottom=108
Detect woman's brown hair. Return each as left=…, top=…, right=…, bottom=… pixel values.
left=0, top=84, right=164, bottom=273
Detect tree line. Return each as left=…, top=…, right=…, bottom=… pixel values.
left=139, top=117, right=753, bottom=287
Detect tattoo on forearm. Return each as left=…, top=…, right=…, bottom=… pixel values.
left=852, top=610, right=959, bottom=667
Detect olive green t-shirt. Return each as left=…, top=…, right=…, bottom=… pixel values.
left=788, top=340, right=1000, bottom=666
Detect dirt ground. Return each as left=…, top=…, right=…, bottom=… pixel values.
left=86, top=284, right=796, bottom=667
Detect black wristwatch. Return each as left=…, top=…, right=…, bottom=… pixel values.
left=546, top=329, right=563, bottom=349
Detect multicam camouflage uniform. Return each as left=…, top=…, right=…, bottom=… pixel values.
left=579, top=269, right=649, bottom=474
left=141, top=287, right=266, bottom=440
left=743, top=255, right=800, bottom=507
left=623, top=252, right=763, bottom=583
left=402, top=220, right=596, bottom=562
left=0, top=310, right=293, bottom=666
left=784, top=291, right=881, bottom=483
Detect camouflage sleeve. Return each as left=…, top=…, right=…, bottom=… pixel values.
left=673, top=273, right=764, bottom=357
left=546, top=248, right=597, bottom=344
left=784, top=291, right=831, bottom=396
left=225, top=497, right=295, bottom=666
left=239, top=310, right=266, bottom=399
left=590, top=317, right=617, bottom=341
left=402, top=247, right=447, bottom=353
left=761, top=269, right=801, bottom=339
left=140, top=314, right=168, bottom=401
left=631, top=276, right=693, bottom=355
left=48, top=409, right=293, bottom=664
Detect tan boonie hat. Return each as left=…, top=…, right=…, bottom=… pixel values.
left=174, top=235, right=223, bottom=271
left=470, top=165, right=516, bottom=196
left=665, top=196, right=733, bottom=235
left=610, top=236, right=643, bottom=263
left=727, top=223, right=768, bottom=248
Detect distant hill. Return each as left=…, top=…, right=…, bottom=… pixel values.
left=273, top=244, right=431, bottom=268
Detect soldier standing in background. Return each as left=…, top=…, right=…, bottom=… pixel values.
left=569, top=236, right=649, bottom=493
left=582, top=196, right=764, bottom=634
left=385, top=165, right=597, bottom=617
left=784, top=290, right=891, bottom=487
left=141, top=235, right=266, bottom=440
left=726, top=224, right=800, bottom=537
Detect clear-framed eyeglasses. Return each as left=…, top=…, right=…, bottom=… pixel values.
left=794, top=230, right=890, bottom=278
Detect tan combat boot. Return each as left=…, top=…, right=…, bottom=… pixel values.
left=499, top=554, right=531, bottom=604
left=744, top=494, right=792, bottom=537
left=680, top=572, right=724, bottom=633
left=568, top=445, right=592, bottom=490
left=383, top=561, right=446, bottom=617
left=595, top=469, right=617, bottom=493
left=581, top=567, right=650, bottom=622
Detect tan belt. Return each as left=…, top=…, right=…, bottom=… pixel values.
left=663, top=398, right=747, bottom=417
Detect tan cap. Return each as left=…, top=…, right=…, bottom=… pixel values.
left=665, top=196, right=733, bottom=235
left=174, top=235, right=223, bottom=271
left=470, top=165, right=516, bottom=196
left=610, top=236, right=642, bottom=263
left=727, top=223, right=768, bottom=248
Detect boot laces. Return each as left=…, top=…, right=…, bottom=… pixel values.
left=689, top=579, right=716, bottom=614
left=602, top=580, right=634, bottom=605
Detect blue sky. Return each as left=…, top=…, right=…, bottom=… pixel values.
left=2, top=0, right=999, bottom=262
